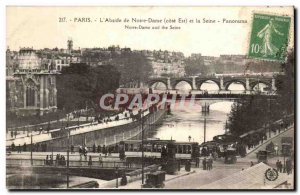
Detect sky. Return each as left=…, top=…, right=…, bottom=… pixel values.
left=6, top=6, right=294, bottom=56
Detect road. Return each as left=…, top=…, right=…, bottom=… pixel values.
left=163, top=125, right=294, bottom=189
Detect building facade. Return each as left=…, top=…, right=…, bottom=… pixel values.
left=6, top=48, right=58, bottom=116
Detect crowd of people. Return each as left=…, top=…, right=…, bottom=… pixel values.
left=9, top=142, right=48, bottom=153
left=202, top=157, right=213, bottom=170
left=276, top=159, right=293, bottom=175
left=44, top=154, right=67, bottom=166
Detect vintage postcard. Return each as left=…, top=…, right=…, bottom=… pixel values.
left=6, top=6, right=295, bottom=190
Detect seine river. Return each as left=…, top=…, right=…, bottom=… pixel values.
left=151, top=81, right=266, bottom=143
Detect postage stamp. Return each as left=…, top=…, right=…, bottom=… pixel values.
left=6, top=6, right=295, bottom=190
left=248, top=13, right=291, bottom=61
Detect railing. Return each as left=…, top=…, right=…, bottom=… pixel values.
left=6, top=158, right=139, bottom=169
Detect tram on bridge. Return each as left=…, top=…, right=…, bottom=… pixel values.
left=115, top=139, right=200, bottom=160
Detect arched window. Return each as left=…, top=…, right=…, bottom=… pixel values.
left=26, top=80, right=36, bottom=107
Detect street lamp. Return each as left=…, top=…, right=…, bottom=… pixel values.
left=140, top=110, right=145, bottom=185
left=30, top=131, right=33, bottom=166
left=203, top=102, right=207, bottom=143
left=66, top=126, right=70, bottom=188
left=115, top=166, right=119, bottom=188
left=268, top=90, right=277, bottom=138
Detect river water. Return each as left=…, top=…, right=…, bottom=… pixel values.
left=152, top=101, right=233, bottom=144
left=150, top=81, right=267, bottom=143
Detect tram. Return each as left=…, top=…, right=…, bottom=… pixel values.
left=117, top=139, right=200, bottom=160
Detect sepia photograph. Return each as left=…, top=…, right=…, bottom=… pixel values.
left=5, top=6, right=295, bottom=190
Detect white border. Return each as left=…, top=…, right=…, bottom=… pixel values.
left=1, top=1, right=298, bottom=195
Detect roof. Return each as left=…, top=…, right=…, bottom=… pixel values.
left=200, top=162, right=289, bottom=189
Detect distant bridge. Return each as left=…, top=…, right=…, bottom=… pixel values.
left=146, top=75, right=277, bottom=92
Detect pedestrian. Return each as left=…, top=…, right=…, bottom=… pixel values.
left=11, top=142, right=15, bottom=152
left=18, top=144, right=21, bottom=153
left=45, top=155, right=49, bottom=165
left=71, top=145, right=74, bottom=154
left=79, top=145, right=83, bottom=160
left=79, top=145, right=82, bottom=154
left=102, top=145, right=107, bottom=157
left=177, top=160, right=181, bottom=171
left=99, top=154, right=103, bottom=166
left=185, top=160, right=191, bottom=172
left=207, top=159, right=212, bottom=170
left=276, top=160, right=280, bottom=171
left=88, top=156, right=92, bottom=167
left=92, top=144, right=96, bottom=153
left=274, top=144, right=279, bottom=156
left=50, top=155, right=53, bottom=166
left=213, top=151, right=218, bottom=160
left=62, top=156, right=66, bottom=166
left=286, top=159, right=292, bottom=175
left=55, top=154, right=59, bottom=166
left=23, top=143, right=27, bottom=152
left=203, top=158, right=207, bottom=170
left=195, top=157, right=200, bottom=168
left=84, top=146, right=88, bottom=161
left=97, top=145, right=101, bottom=153
left=279, top=161, right=283, bottom=173
left=209, top=158, right=214, bottom=170
left=250, top=161, right=254, bottom=167
left=119, top=149, right=125, bottom=161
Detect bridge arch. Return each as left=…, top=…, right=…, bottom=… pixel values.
left=172, top=79, right=193, bottom=90
left=250, top=81, right=272, bottom=91
left=148, top=80, right=168, bottom=89
left=197, top=79, right=221, bottom=90
left=224, top=80, right=246, bottom=91
left=208, top=100, right=237, bottom=110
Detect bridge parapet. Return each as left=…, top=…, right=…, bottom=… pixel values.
left=147, top=75, right=276, bottom=92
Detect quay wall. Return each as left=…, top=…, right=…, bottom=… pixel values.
left=38, top=109, right=166, bottom=151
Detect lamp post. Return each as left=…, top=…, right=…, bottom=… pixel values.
left=225, top=120, right=228, bottom=134
left=140, top=110, right=145, bottom=185
left=268, top=90, right=277, bottom=138
left=203, top=102, right=207, bottom=143
left=30, top=132, right=33, bottom=166
left=115, top=166, right=119, bottom=188
left=66, top=126, right=70, bottom=188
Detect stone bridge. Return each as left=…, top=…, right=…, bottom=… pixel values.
left=146, top=75, right=277, bottom=92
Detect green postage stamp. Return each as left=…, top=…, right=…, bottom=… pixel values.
left=248, top=13, right=291, bottom=61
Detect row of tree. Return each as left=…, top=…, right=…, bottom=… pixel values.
left=57, top=52, right=153, bottom=112
left=57, top=63, right=120, bottom=112
left=227, top=52, right=294, bottom=136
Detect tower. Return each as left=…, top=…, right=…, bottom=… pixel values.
left=67, top=39, right=73, bottom=54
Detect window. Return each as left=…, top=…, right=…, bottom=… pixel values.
left=26, top=80, right=35, bottom=107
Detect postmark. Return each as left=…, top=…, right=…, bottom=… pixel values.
left=248, top=13, right=291, bottom=61
left=265, top=168, right=279, bottom=181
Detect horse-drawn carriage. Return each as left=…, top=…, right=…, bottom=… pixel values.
left=142, top=171, right=166, bottom=188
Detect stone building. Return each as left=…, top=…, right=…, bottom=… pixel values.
left=6, top=48, right=58, bottom=116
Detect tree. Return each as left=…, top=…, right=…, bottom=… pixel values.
left=108, top=52, right=153, bottom=86
left=57, top=63, right=120, bottom=112
left=184, top=57, right=208, bottom=76
left=275, top=52, right=295, bottom=115
left=227, top=51, right=294, bottom=136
